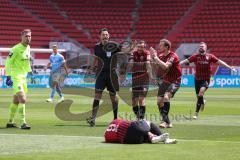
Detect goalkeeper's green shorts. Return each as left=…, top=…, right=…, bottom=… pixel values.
left=12, top=76, right=28, bottom=95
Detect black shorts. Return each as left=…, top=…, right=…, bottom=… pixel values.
left=124, top=120, right=150, bottom=144
left=132, top=73, right=149, bottom=98
left=158, top=81, right=180, bottom=98
left=195, top=79, right=210, bottom=94
left=95, top=71, right=119, bottom=94
left=124, top=120, right=162, bottom=144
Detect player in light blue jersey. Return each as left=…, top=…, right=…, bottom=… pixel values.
left=46, top=45, right=68, bottom=103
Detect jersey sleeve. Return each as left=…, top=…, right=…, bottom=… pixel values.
left=188, top=54, right=197, bottom=63
left=173, top=54, right=180, bottom=64
left=210, top=54, right=219, bottom=63
left=5, top=47, right=18, bottom=76
left=167, top=53, right=178, bottom=65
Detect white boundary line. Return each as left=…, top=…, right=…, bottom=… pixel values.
left=0, top=133, right=240, bottom=144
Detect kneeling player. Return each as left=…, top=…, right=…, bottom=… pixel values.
left=104, top=119, right=177, bottom=144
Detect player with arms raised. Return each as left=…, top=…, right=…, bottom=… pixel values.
left=5, top=29, right=32, bottom=129
left=180, top=42, right=235, bottom=119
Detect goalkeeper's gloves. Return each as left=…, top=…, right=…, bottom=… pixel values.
left=6, top=76, right=13, bottom=86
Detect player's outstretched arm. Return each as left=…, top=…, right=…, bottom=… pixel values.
left=180, top=59, right=190, bottom=65
left=217, top=60, right=236, bottom=72
left=146, top=60, right=153, bottom=79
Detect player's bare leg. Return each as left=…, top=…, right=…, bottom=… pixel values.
left=46, top=81, right=56, bottom=102
left=55, top=83, right=64, bottom=103
left=194, top=87, right=207, bottom=119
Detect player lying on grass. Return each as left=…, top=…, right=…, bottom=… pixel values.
left=104, top=119, right=177, bottom=144
left=180, top=42, right=236, bottom=119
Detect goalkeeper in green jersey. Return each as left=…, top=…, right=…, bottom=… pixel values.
left=4, top=29, right=32, bottom=129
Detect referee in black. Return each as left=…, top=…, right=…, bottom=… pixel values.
left=87, top=28, right=121, bottom=126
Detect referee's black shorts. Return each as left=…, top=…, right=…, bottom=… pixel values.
left=194, top=79, right=210, bottom=94
left=95, top=71, right=119, bottom=94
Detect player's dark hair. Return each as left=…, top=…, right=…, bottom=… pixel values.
left=99, top=28, right=108, bottom=34
left=21, top=29, right=31, bottom=35
left=200, top=42, right=207, bottom=49
left=138, top=40, right=147, bottom=47
left=138, top=40, right=146, bottom=44
left=160, top=39, right=171, bottom=50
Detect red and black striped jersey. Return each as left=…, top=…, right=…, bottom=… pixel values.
left=130, top=50, right=150, bottom=74
left=157, top=51, right=182, bottom=84
left=104, top=119, right=131, bottom=143
left=188, top=53, right=219, bottom=80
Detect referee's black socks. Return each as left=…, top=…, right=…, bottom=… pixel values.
left=92, top=99, right=100, bottom=119
left=112, top=100, right=118, bottom=119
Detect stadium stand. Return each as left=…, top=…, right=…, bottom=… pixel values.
left=176, top=0, right=240, bottom=65
left=15, top=0, right=94, bottom=48
left=0, top=0, right=240, bottom=65
left=52, top=0, right=135, bottom=46
left=0, top=0, right=63, bottom=49
left=132, top=0, right=195, bottom=48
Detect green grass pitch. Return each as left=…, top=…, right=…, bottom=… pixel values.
left=0, top=88, right=240, bottom=160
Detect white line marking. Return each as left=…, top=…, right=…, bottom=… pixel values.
left=0, top=133, right=239, bottom=144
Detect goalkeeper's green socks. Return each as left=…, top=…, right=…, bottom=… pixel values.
left=18, top=103, right=26, bottom=124
left=9, top=103, right=18, bottom=123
